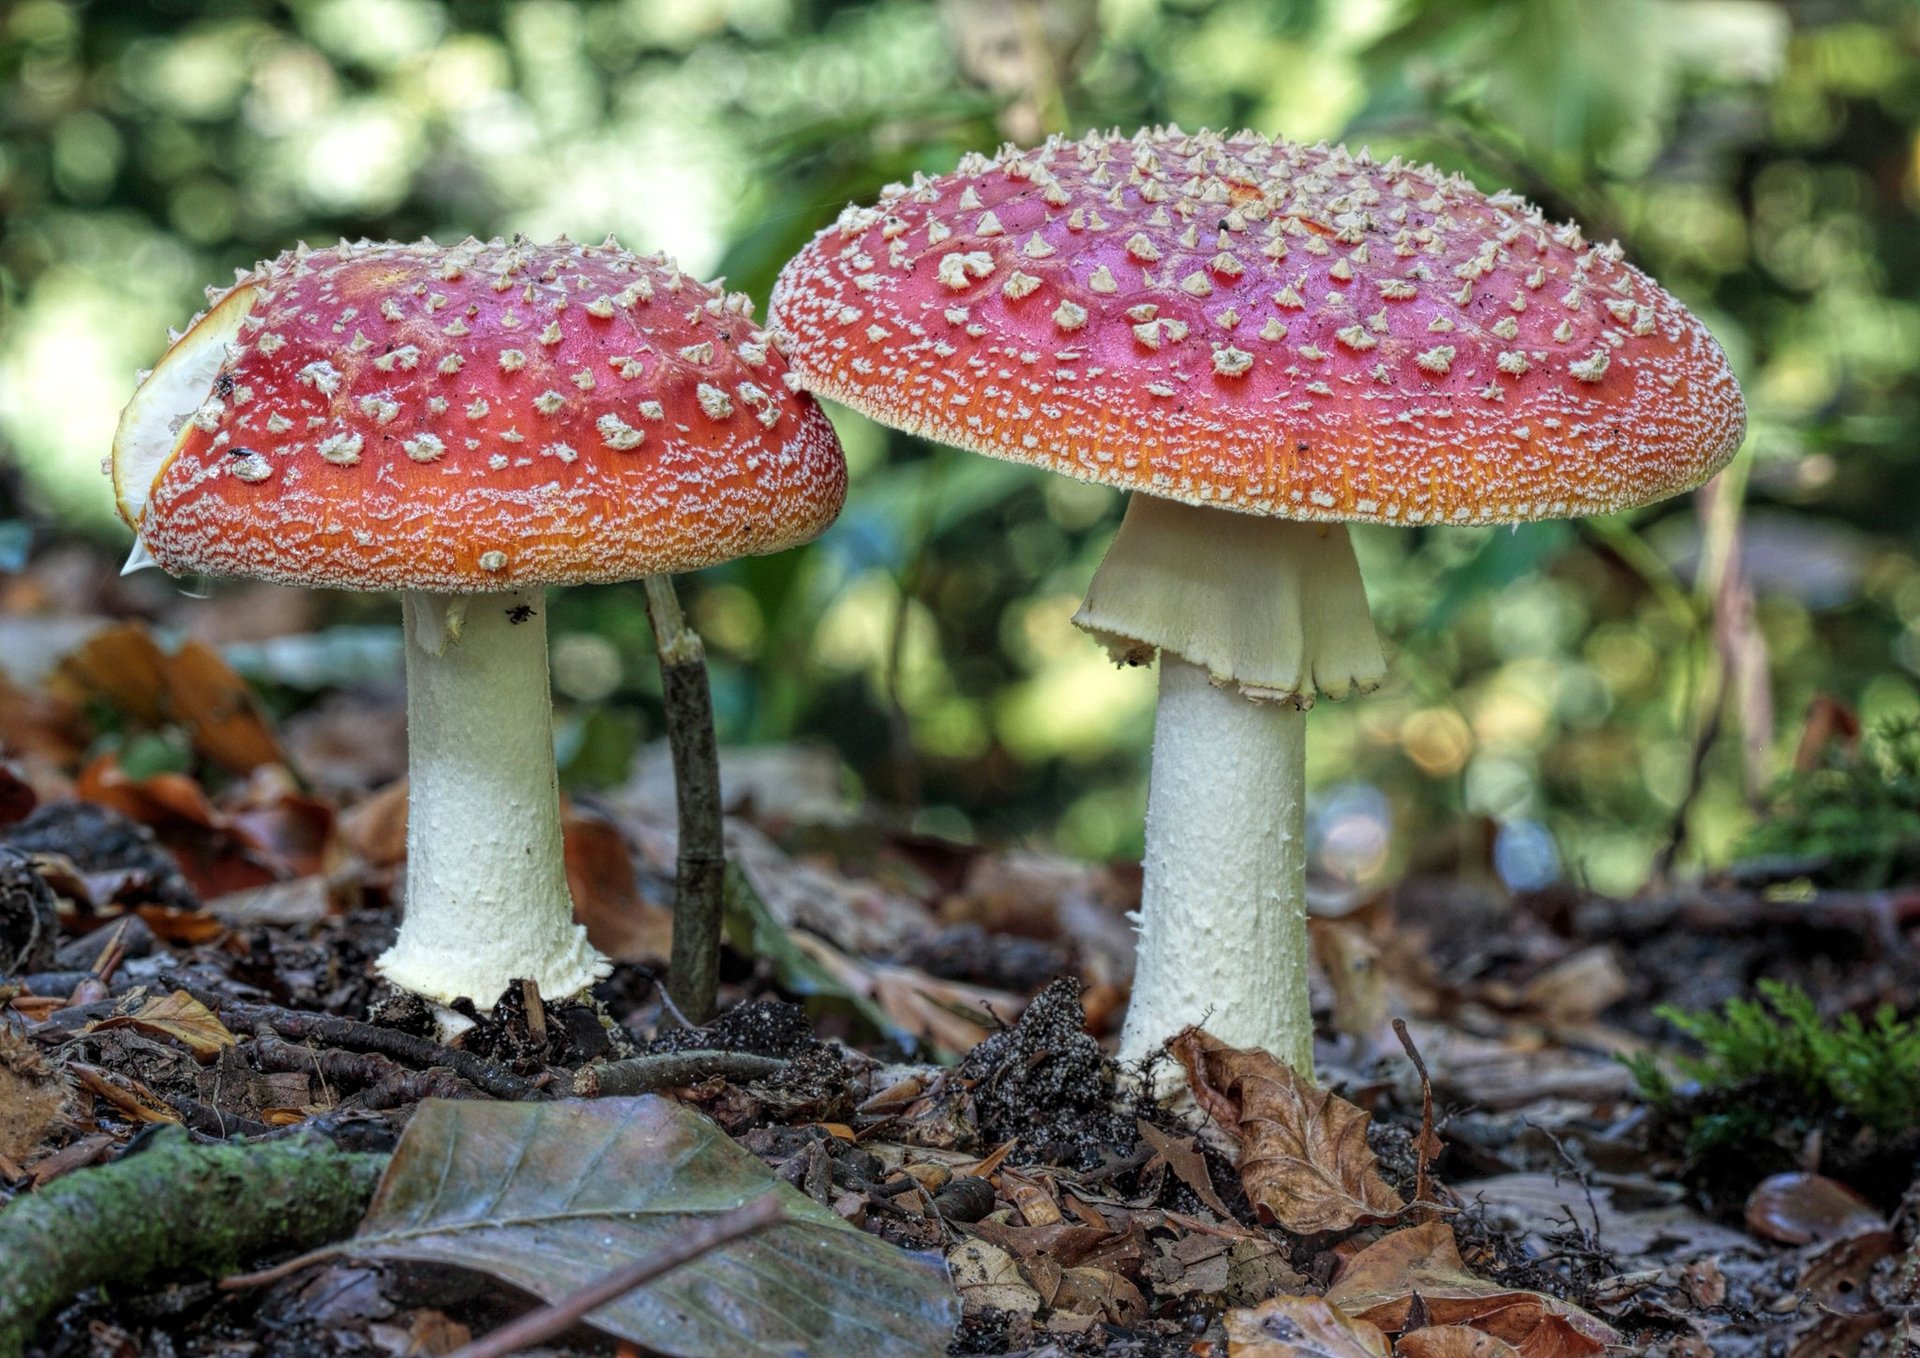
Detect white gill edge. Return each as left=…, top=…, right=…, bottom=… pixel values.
left=111, top=284, right=262, bottom=569
left=1071, top=493, right=1386, bottom=705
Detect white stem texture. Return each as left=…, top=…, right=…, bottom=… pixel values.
left=1118, top=655, right=1312, bottom=1075
left=376, top=588, right=610, bottom=1007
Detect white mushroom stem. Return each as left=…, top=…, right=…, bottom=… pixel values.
left=375, top=588, right=610, bottom=1007
left=1073, top=493, right=1387, bottom=1079
left=1127, top=657, right=1311, bottom=1070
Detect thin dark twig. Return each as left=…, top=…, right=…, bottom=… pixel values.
left=441, top=1195, right=784, bottom=1358
left=163, top=980, right=534, bottom=1101
left=163, top=1094, right=273, bottom=1141
left=572, top=1049, right=789, bottom=1098
left=1391, top=1018, right=1438, bottom=1220
left=643, top=574, right=726, bottom=1028
left=1522, top=1115, right=1608, bottom=1255
left=633, top=965, right=694, bottom=1031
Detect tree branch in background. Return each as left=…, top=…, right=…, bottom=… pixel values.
left=644, top=574, right=726, bottom=1026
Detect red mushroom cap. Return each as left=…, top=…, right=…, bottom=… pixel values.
left=770, top=128, right=1744, bottom=526
left=117, top=236, right=846, bottom=591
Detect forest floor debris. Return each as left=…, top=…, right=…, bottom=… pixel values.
left=1, top=612, right=1918, bottom=1356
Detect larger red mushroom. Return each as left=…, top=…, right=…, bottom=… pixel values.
left=115, top=236, right=846, bottom=1010
left=771, top=128, right=1745, bottom=1078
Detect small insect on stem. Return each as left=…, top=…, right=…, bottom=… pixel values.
left=506, top=604, right=535, bottom=625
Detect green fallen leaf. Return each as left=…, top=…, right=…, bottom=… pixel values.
left=344, top=1096, right=956, bottom=1357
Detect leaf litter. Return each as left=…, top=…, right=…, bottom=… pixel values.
left=0, top=599, right=1914, bottom=1357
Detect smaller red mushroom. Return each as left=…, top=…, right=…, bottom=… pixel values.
left=115, top=235, right=846, bottom=1011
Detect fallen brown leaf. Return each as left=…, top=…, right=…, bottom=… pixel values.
left=1324, top=1223, right=1618, bottom=1357
left=1173, top=1028, right=1404, bottom=1233
left=1138, top=1117, right=1234, bottom=1218
left=54, top=623, right=169, bottom=726
left=1786, top=1310, right=1891, bottom=1358
left=949, top=1237, right=1042, bottom=1316
left=76, top=756, right=278, bottom=898
left=91, top=989, right=237, bottom=1061
left=135, top=904, right=228, bottom=945
left=1395, top=1326, right=1522, bottom=1357
left=1144, top=1232, right=1302, bottom=1307
left=226, top=768, right=336, bottom=878
left=25, top=1130, right=116, bottom=1186
left=340, top=778, right=409, bottom=869
left=70, top=1062, right=179, bottom=1125
left=564, top=804, right=672, bottom=963
left=370, top=1308, right=471, bottom=1358
left=1311, top=920, right=1389, bottom=1042
left=1681, top=1257, right=1726, bottom=1309
left=0, top=669, right=89, bottom=767
left=1006, top=1177, right=1063, bottom=1227
left=1515, top=948, right=1627, bottom=1026
left=7, top=996, right=62, bottom=1023
left=0, top=765, right=38, bottom=826
left=791, top=930, right=1021, bottom=1054
left=1457, top=1173, right=1751, bottom=1266
left=1745, top=1172, right=1887, bottom=1246
left=1223, top=1295, right=1390, bottom=1356
left=165, top=639, right=285, bottom=774
left=1053, top=1265, right=1145, bottom=1324
left=1794, top=1227, right=1897, bottom=1311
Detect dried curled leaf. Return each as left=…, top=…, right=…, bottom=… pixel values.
left=950, top=1237, right=1042, bottom=1316
left=1138, top=1118, right=1233, bottom=1218
left=1172, top=1029, right=1403, bottom=1233
left=1223, top=1294, right=1390, bottom=1356
left=1325, top=1223, right=1618, bottom=1357
left=91, top=989, right=236, bottom=1062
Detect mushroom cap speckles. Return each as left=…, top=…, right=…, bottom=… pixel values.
left=119, top=236, right=846, bottom=591
left=769, top=127, right=1745, bottom=526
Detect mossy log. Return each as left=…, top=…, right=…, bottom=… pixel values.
left=0, top=1126, right=385, bottom=1356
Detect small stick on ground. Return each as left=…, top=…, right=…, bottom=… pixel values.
left=571, top=1049, right=789, bottom=1098
left=442, top=1194, right=784, bottom=1358
left=251, top=1036, right=485, bottom=1105
left=643, top=574, right=726, bottom=1027
left=163, top=1094, right=274, bottom=1141
left=164, top=982, right=534, bottom=1101
left=520, top=978, right=547, bottom=1048
left=1392, top=1017, right=1440, bottom=1220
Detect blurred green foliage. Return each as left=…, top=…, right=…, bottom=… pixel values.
left=1739, top=719, right=1920, bottom=887
left=3, top=0, right=1919, bottom=892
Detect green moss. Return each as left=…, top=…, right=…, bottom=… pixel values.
left=1626, top=980, right=1920, bottom=1153
left=0, top=1126, right=385, bottom=1356
left=1738, top=718, right=1920, bottom=888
